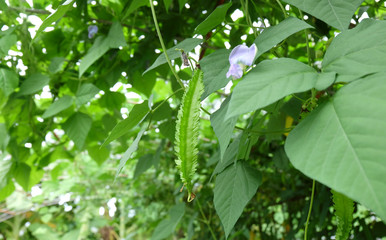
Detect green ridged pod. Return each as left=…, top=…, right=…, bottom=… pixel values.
left=175, top=69, right=204, bottom=202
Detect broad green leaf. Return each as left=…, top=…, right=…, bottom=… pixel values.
left=87, top=145, right=109, bottom=165
left=126, top=0, right=148, bottom=16
left=14, top=162, right=31, bottom=191
left=194, top=2, right=232, bottom=35
left=175, top=69, right=204, bottom=201
left=35, top=0, right=74, bottom=38
left=178, top=0, right=187, bottom=12
left=211, top=96, right=238, bottom=160
left=75, top=83, right=100, bottom=106
left=99, top=91, right=126, bottom=111
left=0, top=159, right=12, bottom=189
left=0, top=0, right=7, bottom=10
left=285, top=72, right=386, bottom=222
left=212, top=136, right=240, bottom=178
left=151, top=203, right=185, bottom=240
left=103, top=100, right=149, bottom=146
left=163, top=0, right=172, bottom=13
left=0, top=123, right=9, bottom=150
left=79, top=36, right=109, bottom=78
left=214, top=161, right=262, bottom=238
left=29, top=223, right=60, bottom=240
left=254, top=17, right=313, bottom=60
left=332, top=190, right=354, bottom=240
left=63, top=112, right=92, bottom=149
left=143, top=38, right=203, bottom=75
left=282, top=0, right=363, bottom=31
left=227, top=58, right=334, bottom=119
left=0, top=181, right=15, bottom=202
left=323, top=19, right=386, bottom=83
left=115, top=124, right=147, bottom=179
left=79, top=22, right=126, bottom=77
left=42, top=95, right=73, bottom=118
left=0, top=68, right=18, bottom=96
left=200, top=49, right=231, bottom=100
left=48, top=57, right=66, bottom=73
left=132, top=71, right=156, bottom=97
left=133, top=154, right=154, bottom=179
left=159, top=120, right=176, bottom=141
left=18, top=74, right=50, bottom=96
left=0, top=34, right=17, bottom=57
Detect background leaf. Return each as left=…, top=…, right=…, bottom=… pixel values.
left=63, top=112, right=92, bottom=149
left=254, top=16, right=313, bottom=60
left=151, top=203, right=185, bottom=240
left=285, top=72, right=386, bottom=222
left=75, top=83, right=100, bottom=106
left=323, top=19, right=386, bottom=83
left=214, top=161, right=262, bottom=238
left=42, top=95, right=73, bottom=118
left=0, top=68, right=18, bottom=97
left=18, top=73, right=50, bottom=96
left=282, top=0, right=363, bottom=31
left=194, top=2, right=232, bottom=35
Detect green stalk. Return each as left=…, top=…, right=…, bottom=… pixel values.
left=149, top=0, right=184, bottom=89
left=304, top=180, right=316, bottom=240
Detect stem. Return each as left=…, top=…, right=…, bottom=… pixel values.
left=119, top=199, right=125, bottom=239
left=196, top=199, right=217, bottom=240
left=275, top=0, right=287, bottom=18
left=235, top=126, right=293, bottom=134
left=200, top=107, right=211, bottom=116
left=151, top=88, right=184, bottom=113
left=240, top=0, right=257, bottom=38
left=304, top=180, right=315, bottom=240
left=298, top=10, right=312, bottom=67
left=149, top=0, right=184, bottom=89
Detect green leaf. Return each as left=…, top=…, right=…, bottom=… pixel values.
left=75, top=83, right=100, bottom=106
left=194, top=2, right=232, bottom=35
left=87, top=145, right=109, bottom=165
left=212, top=136, right=240, bottom=178
left=35, top=0, right=74, bottom=39
left=143, top=38, right=203, bottom=75
left=214, top=161, right=262, bottom=238
left=175, top=69, right=204, bottom=201
left=285, top=72, right=386, bottom=222
left=0, top=34, right=17, bottom=57
left=103, top=100, right=149, bottom=146
left=29, top=223, right=60, bottom=240
left=211, top=96, right=238, bottom=160
left=254, top=16, right=313, bottom=60
left=115, top=124, right=147, bottom=179
left=0, top=181, right=15, bottom=202
left=178, top=0, right=187, bottom=12
left=42, top=95, right=73, bottom=118
left=79, top=22, right=126, bottom=77
left=132, top=71, right=156, bottom=97
left=0, top=123, right=9, bottom=150
left=18, top=73, right=50, bottom=96
left=0, top=0, right=8, bottom=10
left=323, top=19, right=386, bottom=83
left=126, top=0, right=148, bottom=16
left=0, top=68, right=18, bottom=97
left=163, top=0, right=172, bottom=13
left=14, top=162, right=31, bottom=191
left=48, top=57, right=66, bottom=74
left=133, top=154, right=154, bottom=179
left=151, top=203, right=185, bottom=240
left=63, top=112, right=92, bottom=149
left=159, top=120, right=176, bottom=141
left=0, top=159, right=12, bottom=189
left=227, top=58, right=331, bottom=119
left=282, top=0, right=363, bottom=31
left=332, top=190, right=354, bottom=240
left=99, top=91, right=126, bottom=111
left=200, top=49, right=231, bottom=100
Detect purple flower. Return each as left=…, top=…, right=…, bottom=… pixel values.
left=226, top=43, right=257, bottom=79
left=88, top=25, right=98, bottom=39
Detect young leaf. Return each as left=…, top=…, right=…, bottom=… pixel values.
left=214, top=161, right=262, bottom=238
left=282, top=0, right=363, bottom=31
left=194, top=2, right=232, bottom=35
left=254, top=16, right=313, bottom=60
left=102, top=100, right=149, bottom=147
left=332, top=190, right=354, bottom=240
left=143, top=38, right=203, bottom=75
left=175, top=69, right=204, bottom=202
left=35, top=0, right=74, bottom=39
left=285, top=72, right=386, bottom=222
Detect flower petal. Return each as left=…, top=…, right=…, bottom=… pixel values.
left=88, top=25, right=98, bottom=39
left=226, top=63, right=243, bottom=79
left=228, top=43, right=257, bottom=66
